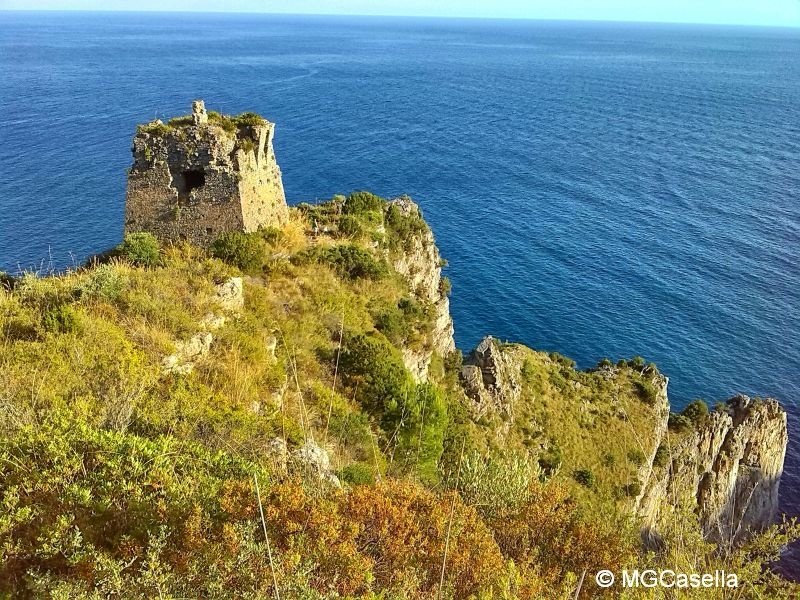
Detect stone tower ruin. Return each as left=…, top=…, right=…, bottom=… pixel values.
left=125, top=100, right=289, bottom=246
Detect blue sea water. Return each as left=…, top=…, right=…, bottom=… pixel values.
left=1, top=11, right=799, bottom=574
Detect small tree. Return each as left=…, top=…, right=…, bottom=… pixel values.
left=118, top=232, right=161, bottom=267
left=682, top=399, right=710, bottom=427
left=573, top=468, right=595, bottom=488
left=210, top=231, right=263, bottom=272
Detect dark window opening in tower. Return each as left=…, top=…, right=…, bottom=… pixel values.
left=182, top=169, right=205, bottom=193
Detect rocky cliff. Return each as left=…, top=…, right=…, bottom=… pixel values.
left=637, top=394, right=787, bottom=547
left=387, top=197, right=455, bottom=382
left=457, top=334, right=787, bottom=547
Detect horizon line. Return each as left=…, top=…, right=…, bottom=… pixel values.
left=1, top=9, right=799, bottom=30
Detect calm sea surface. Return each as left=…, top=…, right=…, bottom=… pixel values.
left=1, top=11, right=798, bottom=574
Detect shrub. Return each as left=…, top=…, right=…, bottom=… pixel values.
left=634, top=378, right=659, bottom=405
left=548, top=352, right=576, bottom=370
left=622, top=481, right=642, bottom=497
left=439, top=275, right=452, bottom=296
left=397, top=382, right=448, bottom=482
left=668, top=412, right=693, bottom=433
left=0, top=271, right=16, bottom=290
left=167, top=114, right=193, bottom=127
left=338, top=333, right=446, bottom=479
left=682, top=399, right=710, bottom=427
left=627, top=448, right=646, bottom=467
left=207, top=110, right=237, bottom=133
left=337, top=214, right=364, bottom=238
left=339, top=332, right=413, bottom=418
left=136, top=121, right=170, bottom=136
left=339, top=463, right=376, bottom=486
left=384, top=202, right=427, bottom=249
left=458, top=451, right=535, bottom=518
left=573, top=468, right=595, bottom=488
left=444, top=349, right=463, bottom=375
left=601, top=452, right=616, bottom=468
left=629, top=356, right=646, bottom=369
left=259, top=226, right=283, bottom=245
left=714, top=401, right=731, bottom=414
left=374, top=305, right=410, bottom=345
left=232, top=111, right=267, bottom=128
left=0, top=415, right=271, bottom=597
left=372, top=297, right=428, bottom=346
left=342, top=191, right=384, bottom=215
left=79, top=264, right=127, bottom=301
left=298, top=244, right=387, bottom=281
left=238, top=137, right=255, bottom=153
left=211, top=231, right=263, bottom=272
left=344, top=480, right=506, bottom=597
left=117, top=232, right=161, bottom=267
left=538, top=444, right=563, bottom=474
left=41, top=303, right=82, bottom=334
left=653, top=444, right=669, bottom=468
left=489, top=480, right=637, bottom=595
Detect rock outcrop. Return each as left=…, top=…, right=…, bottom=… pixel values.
left=125, top=101, right=289, bottom=247
left=161, top=277, right=243, bottom=375
left=388, top=197, right=455, bottom=381
left=460, top=336, right=522, bottom=421
left=455, top=334, right=786, bottom=549
left=637, top=395, right=787, bottom=547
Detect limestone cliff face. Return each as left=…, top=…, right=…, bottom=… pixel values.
left=125, top=101, right=288, bottom=247
left=455, top=332, right=786, bottom=548
left=460, top=336, right=522, bottom=421
left=387, top=197, right=455, bottom=381
left=637, top=395, right=787, bottom=547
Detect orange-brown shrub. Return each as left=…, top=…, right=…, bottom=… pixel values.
left=488, top=480, right=637, bottom=597
left=344, top=479, right=507, bottom=598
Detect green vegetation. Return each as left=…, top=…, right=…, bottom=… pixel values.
left=211, top=231, right=265, bottom=272
left=296, top=244, right=388, bottom=281
left=682, top=398, right=710, bottom=426
left=0, top=193, right=796, bottom=598
left=385, top=201, right=428, bottom=250
left=342, top=190, right=383, bottom=215
left=135, top=121, right=170, bottom=136
left=573, top=467, right=596, bottom=488
left=138, top=110, right=268, bottom=139
left=117, top=232, right=162, bottom=267
left=668, top=400, right=711, bottom=433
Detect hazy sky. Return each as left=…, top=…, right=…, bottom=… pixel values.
left=2, top=0, right=800, bottom=27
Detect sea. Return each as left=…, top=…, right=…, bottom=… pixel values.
left=0, top=11, right=798, bottom=576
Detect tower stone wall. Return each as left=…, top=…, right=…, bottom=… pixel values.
left=125, top=101, right=289, bottom=246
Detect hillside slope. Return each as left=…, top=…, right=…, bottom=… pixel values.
left=0, top=192, right=796, bottom=599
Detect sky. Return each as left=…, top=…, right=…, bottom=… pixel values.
left=1, top=0, right=799, bottom=27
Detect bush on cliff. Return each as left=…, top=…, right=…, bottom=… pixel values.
left=117, top=232, right=161, bottom=267
left=296, top=244, right=388, bottom=281
left=343, top=190, right=384, bottom=215
left=385, top=202, right=428, bottom=250
left=572, top=468, right=595, bottom=488
left=211, top=231, right=264, bottom=272
left=338, top=332, right=447, bottom=480
left=0, top=416, right=508, bottom=598
left=682, top=398, right=710, bottom=427
left=0, top=270, right=16, bottom=290
left=634, top=378, right=660, bottom=405
left=2, top=198, right=798, bottom=598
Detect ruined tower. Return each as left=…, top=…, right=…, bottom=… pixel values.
left=125, top=100, right=289, bottom=246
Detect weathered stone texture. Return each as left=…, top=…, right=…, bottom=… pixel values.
left=460, top=336, right=522, bottom=420
left=387, top=197, right=456, bottom=381
left=637, top=394, right=787, bottom=547
left=125, top=100, right=288, bottom=246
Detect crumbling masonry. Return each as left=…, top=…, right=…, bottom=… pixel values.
left=125, top=100, right=289, bottom=246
